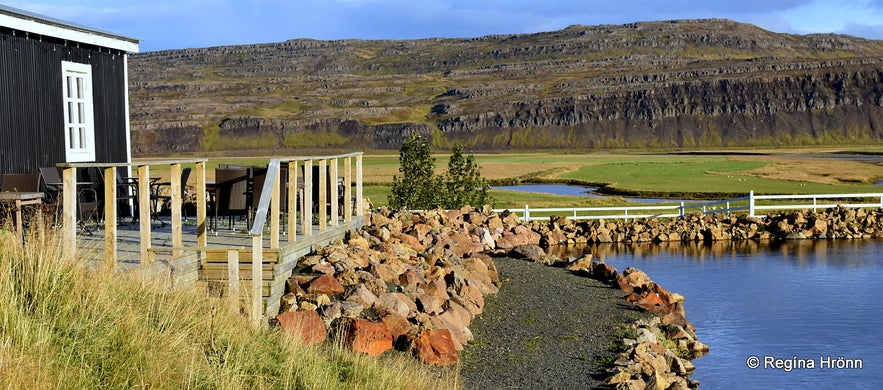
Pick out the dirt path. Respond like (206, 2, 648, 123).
(460, 256, 646, 389)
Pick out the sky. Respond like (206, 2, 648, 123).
(7, 0, 883, 52)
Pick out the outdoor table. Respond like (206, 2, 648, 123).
(0, 191, 43, 242)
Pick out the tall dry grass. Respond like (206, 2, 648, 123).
(0, 216, 458, 389)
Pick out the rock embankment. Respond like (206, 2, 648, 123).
(532, 206, 883, 246)
(272, 205, 881, 373)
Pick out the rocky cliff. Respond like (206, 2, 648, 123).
(128, 19, 883, 155)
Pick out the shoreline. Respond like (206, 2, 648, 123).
(273, 205, 882, 387)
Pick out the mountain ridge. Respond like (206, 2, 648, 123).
(128, 18, 883, 155)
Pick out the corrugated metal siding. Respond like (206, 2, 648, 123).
(1, 27, 129, 176)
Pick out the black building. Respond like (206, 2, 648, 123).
(0, 5, 139, 176)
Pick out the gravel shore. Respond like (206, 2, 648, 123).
(460, 256, 646, 389)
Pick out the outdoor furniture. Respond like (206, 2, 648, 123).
(214, 167, 250, 230)
(1, 172, 43, 241)
(0, 191, 43, 242)
(152, 167, 191, 221)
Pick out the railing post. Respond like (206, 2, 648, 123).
(330, 158, 339, 228)
(62, 166, 77, 256)
(103, 167, 118, 270)
(170, 163, 183, 256)
(749, 190, 755, 217)
(251, 236, 263, 325)
(356, 154, 364, 217)
(196, 161, 207, 247)
(813, 197, 818, 213)
(679, 201, 685, 217)
(138, 165, 152, 266)
(270, 164, 280, 249)
(303, 160, 313, 237)
(288, 160, 297, 242)
(726, 201, 731, 216)
(344, 156, 352, 222)
(319, 159, 327, 231)
(523, 204, 529, 221)
(227, 249, 240, 314)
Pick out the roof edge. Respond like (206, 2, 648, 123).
(0, 5, 139, 53)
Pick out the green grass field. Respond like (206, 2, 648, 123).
(139, 149, 883, 208)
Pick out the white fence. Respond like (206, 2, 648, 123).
(493, 191, 883, 221)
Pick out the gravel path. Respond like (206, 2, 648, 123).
(460, 256, 646, 389)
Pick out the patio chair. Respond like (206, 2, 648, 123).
(152, 167, 191, 220)
(1, 173, 41, 192)
(214, 167, 250, 230)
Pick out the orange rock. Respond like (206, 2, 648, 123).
(415, 329, 459, 365)
(391, 232, 426, 252)
(346, 319, 393, 356)
(306, 274, 345, 296)
(380, 312, 413, 339)
(276, 310, 327, 346)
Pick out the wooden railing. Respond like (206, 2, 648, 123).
(57, 152, 365, 271)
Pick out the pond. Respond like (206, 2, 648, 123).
(492, 184, 692, 203)
(582, 239, 883, 389)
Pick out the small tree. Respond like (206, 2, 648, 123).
(389, 134, 442, 209)
(390, 136, 492, 210)
(443, 144, 492, 209)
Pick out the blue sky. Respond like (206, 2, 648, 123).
(8, 0, 883, 52)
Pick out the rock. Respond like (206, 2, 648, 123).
(305, 274, 345, 296)
(276, 310, 327, 346)
(380, 311, 412, 339)
(390, 231, 426, 252)
(343, 283, 379, 307)
(508, 244, 545, 261)
(565, 254, 593, 272)
(311, 261, 335, 275)
(632, 342, 668, 376)
(615, 378, 646, 390)
(348, 234, 371, 250)
(375, 292, 418, 318)
(605, 370, 632, 384)
(280, 292, 298, 312)
(346, 319, 393, 356)
(635, 327, 657, 344)
(416, 293, 444, 315)
(414, 329, 459, 365)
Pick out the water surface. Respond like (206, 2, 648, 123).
(576, 240, 882, 389)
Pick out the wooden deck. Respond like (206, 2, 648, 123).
(60, 153, 366, 322)
(77, 213, 365, 316)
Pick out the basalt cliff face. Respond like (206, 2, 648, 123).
(128, 19, 883, 156)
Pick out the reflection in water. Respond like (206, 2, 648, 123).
(546, 239, 880, 268)
(544, 239, 883, 389)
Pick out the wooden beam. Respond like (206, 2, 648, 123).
(227, 249, 240, 314)
(103, 167, 118, 270)
(319, 159, 327, 231)
(62, 167, 76, 255)
(303, 160, 312, 237)
(170, 163, 183, 256)
(251, 235, 263, 325)
(330, 158, 339, 228)
(270, 165, 280, 249)
(288, 160, 297, 243)
(196, 161, 207, 247)
(138, 165, 151, 266)
(344, 156, 352, 222)
(356, 154, 364, 216)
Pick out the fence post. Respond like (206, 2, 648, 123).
(523, 204, 529, 221)
(726, 201, 731, 217)
(749, 190, 755, 217)
(813, 197, 818, 213)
